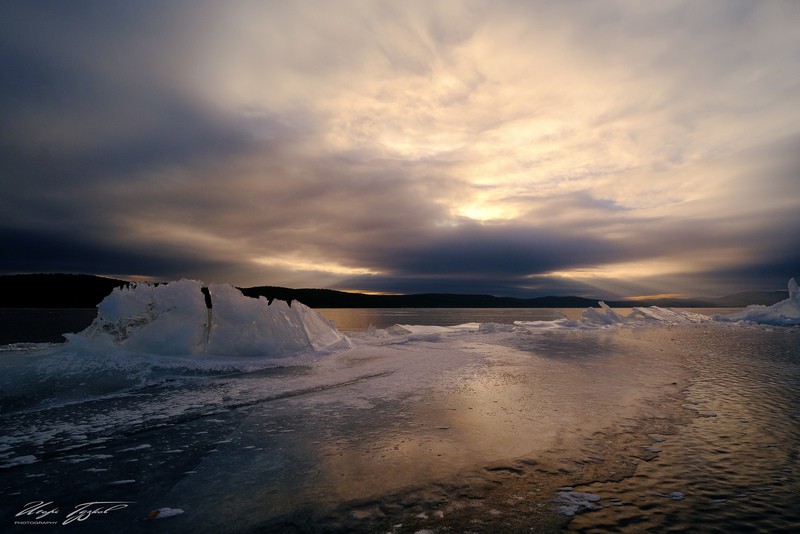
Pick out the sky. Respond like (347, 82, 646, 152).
(1, 0, 799, 299)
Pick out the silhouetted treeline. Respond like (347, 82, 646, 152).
(238, 286, 600, 308)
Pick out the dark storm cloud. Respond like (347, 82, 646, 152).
(0, 226, 231, 280)
(374, 223, 622, 277)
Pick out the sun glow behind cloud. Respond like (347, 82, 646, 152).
(252, 256, 381, 277)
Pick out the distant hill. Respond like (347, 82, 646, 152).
(239, 286, 599, 308)
(0, 273, 789, 309)
(703, 290, 790, 307)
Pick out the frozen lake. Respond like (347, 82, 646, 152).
(1, 281, 799, 532)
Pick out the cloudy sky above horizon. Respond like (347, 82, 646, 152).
(2, 0, 799, 298)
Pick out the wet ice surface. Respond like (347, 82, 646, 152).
(565, 327, 800, 533)
(1, 323, 693, 533)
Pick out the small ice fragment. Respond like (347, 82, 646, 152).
(553, 491, 601, 516)
(655, 491, 685, 500)
(108, 479, 136, 485)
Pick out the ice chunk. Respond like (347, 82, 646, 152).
(147, 507, 184, 519)
(581, 301, 624, 325)
(478, 322, 515, 333)
(79, 279, 209, 353)
(715, 278, 800, 326)
(629, 306, 712, 324)
(205, 284, 348, 356)
(68, 279, 349, 357)
(568, 279, 800, 328)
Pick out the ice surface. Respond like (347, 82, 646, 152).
(0, 455, 37, 468)
(4, 277, 797, 418)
